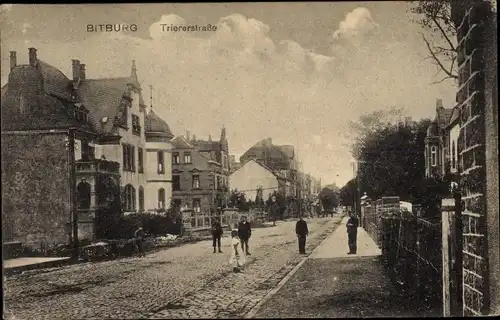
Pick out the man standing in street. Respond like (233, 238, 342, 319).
(295, 216, 309, 254)
(211, 218, 223, 253)
(134, 226, 146, 257)
(346, 212, 359, 254)
(238, 216, 252, 255)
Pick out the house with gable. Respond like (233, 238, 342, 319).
(229, 159, 290, 202)
(170, 128, 230, 228)
(424, 99, 460, 180)
(1, 47, 174, 251)
(239, 138, 299, 197)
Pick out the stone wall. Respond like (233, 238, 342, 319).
(453, 0, 498, 315)
(1, 132, 72, 250)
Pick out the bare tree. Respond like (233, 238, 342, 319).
(410, 0, 459, 85)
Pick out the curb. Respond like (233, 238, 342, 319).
(244, 216, 344, 319)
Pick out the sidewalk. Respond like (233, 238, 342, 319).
(4, 257, 71, 276)
(250, 217, 435, 318)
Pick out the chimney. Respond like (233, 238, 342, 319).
(436, 99, 443, 110)
(10, 51, 17, 70)
(79, 64, 86, 80)
(72, 60, 81, 82)
(192, 134, 196, 142)
(230, 155, 236, 163)
(208, 134, 212, 142)
(28, 48, 37, 67)
(186, 130, 190, 141)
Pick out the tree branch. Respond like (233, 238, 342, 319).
(431, 16, 456, 52)
(430, 75, 455, 85)
(421, 33, 458, 80)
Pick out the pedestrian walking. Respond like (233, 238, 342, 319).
(295, 216, 309, 254)
(211, 218, 223, 253)
(238, 216, 252, 255)
(346, 212, 359, 254)
(229, 229, 246, 273)
(134, 226, 146, 257)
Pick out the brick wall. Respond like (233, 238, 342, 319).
(1, 132, 72, 249)
(453, 0, 498, 315)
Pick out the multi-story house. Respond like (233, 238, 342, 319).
(424, 99, 460, 180)
(170, 129, 230, 228)
(229, 159, 290, 201)
(239, 137, 298, 197)
(1, 47, 174, 251)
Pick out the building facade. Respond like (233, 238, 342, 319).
(425, 99, 461, 180)
(449, 0, 498, 316)
(239, 137, 298, 197)
(1, 47, 174, 249)
(229, 159, 288, 202)
(170, 129, 230, 228)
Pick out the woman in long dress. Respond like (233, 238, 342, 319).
(229, 229, 246, 272)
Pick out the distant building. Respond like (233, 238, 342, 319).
(239, 138, 298, 197)
(229, 159, 290, 201)
(170, 128, 230, 228)
(424, 99, 459, 179)
(229, 155, 241, 174)
(1, 47, 173, 249)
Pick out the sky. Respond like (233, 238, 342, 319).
(0, 3, 457, 187)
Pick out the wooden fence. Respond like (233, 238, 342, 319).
(362, 197, 443, 313)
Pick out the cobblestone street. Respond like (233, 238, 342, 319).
(4, 216, 342, 320)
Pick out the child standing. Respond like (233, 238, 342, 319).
(229, 229, 246, 272)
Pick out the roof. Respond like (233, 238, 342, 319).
(37, 60, 74, 101)
(426, 122, 439, 137)
(277, 145, 294, 159)
(171, 135, 195, 149)
(435, 107, 454, 129)
(77, 77, 130, 133)
(145, 109, 174, 138)
(192, 140, 221, 152)
(1, 65, 91, 131)
(232, 159, 284, 180)
(448, 107, 460, 127)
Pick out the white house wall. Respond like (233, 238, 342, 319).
(449, 124, 460, 173)
(145, 140, 173, 211)
(229, 160, 279, 201)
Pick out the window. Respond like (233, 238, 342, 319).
(123, 184, 136, 212)
(76, 182, 91, 209)
(157, 151, 165, 174)
(223, 155, 227, 168)
(451, 141, 456, 171)
(173, 199, 182, 207)
(184, 152, 192, 164)
(138, 186, 144, 212)
(431, 146, 437, 167)
(122, 144, 136, 172)
(172, 175, 181, 191)
(192, 175, 200, 189)
(172, 152, 180, 164)
(158, 188, 166, 210)
(74, 108, 88, 122)
(193, 198, 201, 213)
(138, 148, 144, 173)
(81, 141, 93, 161)
(132, 114, 141, 135)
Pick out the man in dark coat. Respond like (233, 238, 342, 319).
(211, 218, 223, 253)
(238, 216, 252, 255)
(346, 212, 359, 254)
(295, 216, 309, 254)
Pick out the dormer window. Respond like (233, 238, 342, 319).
(74, 105, 88, 122)
(132, 114, 141, 135)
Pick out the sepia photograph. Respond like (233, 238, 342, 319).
(1, 2, 498, 319)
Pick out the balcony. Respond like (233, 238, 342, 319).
(75, 159, 120, 176)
